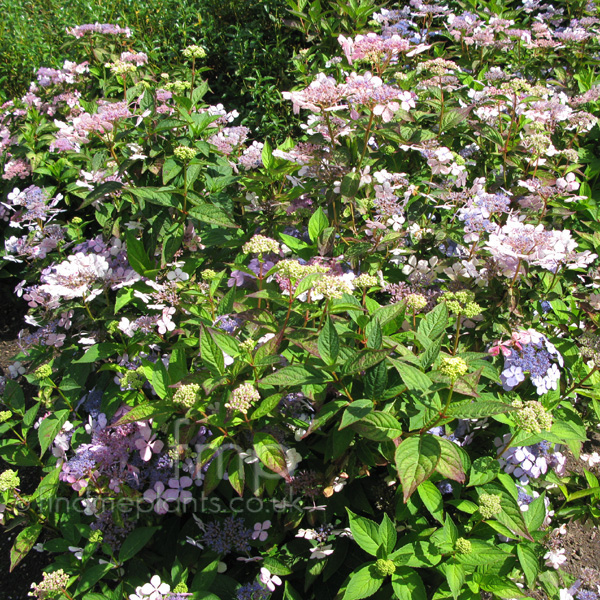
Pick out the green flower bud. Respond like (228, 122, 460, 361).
(242, 235, 280, 255)
(34, 364, 53, 380)
(374, 559, 396, 577)
(0, 469, 20, 492)
(439, 356, 468, 382)
(173, 583, 189, 593)
(405, 293, 428, 312)
(182, 45, 207, 59)
(201, 269, 217, 280)
(173, 384, 201, 409)
(239, 339, 256, 353)
(512, 400, 553, 434)
(89, 530, 103, 544)
(440, 291, 482, 317)
(71, 217, 83, 224)
(455, 537, 472, 554)
(354, 273, 379, 289)
(479, 492, 502, 519)
(0, 410, 13, 423)
(174, 145, 197, 162)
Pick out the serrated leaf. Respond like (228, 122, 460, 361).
(417, 480, 444, 524)
(347, 509, 381, 556)
(352, 411, 402, 441)
(444, 561, 465, 600)
(517, 544, 539, 588)
(524, 492, 546, 532)
(454, 540, 511, 566)
(446, 400, 512, 419)
(343, 349, 391, 376)
(10, 524, 42, 571)
(318, 317, 339, 365)
(308, 207, 329, 243)
(395, 435, 441, 501)
(436, 438, 466, 484)
(188, 205, 239, 228)
(379, 514, 397, 555)
(113, 402, 173, 426)
(200, 325, 225, 375)
(366, 321, 382, 350)
(364, 362, 388, 401)
(261, 140, 274, 170)
(479, 574, 525, 598)
(227, 454, 245, 496)
(340, 171, 361, 198)
(342, 563, 383, 600)
(38, 409, 70, 456)
(390, 359, 433, 393)
(391, 567, 427, 600)
(253, 432, 290, 480)
(482, 484, 532, 541)
(468, 456, 500, 487)
(251, 393, 283, 420)
(418, 303, 449, 340)
(260, 365, 324, 386)
(340, 400, 373, 429)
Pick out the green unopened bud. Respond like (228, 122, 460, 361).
(440, 291, 482, 317)
(512, 400, 553, 433)
(106, 320, 119, 334)
(354, 273, 378, 289)
(439, 356, 468, 382)
(242, 235, 280, 255)
(0, 469, 20, 492)
(34, 364, 53, 380)
(173, 383, 201, 409)
(71, 217, 83, 224)
(173, 583, 189, 593)
(182, 45, 207, 59)
(455, 537, 472, 554)
(239, 339, 256, 353)
(0, 410, 12, 423)
(405, 293, 428, 312)
(174, 145, 197, 162)
(120, 368, 145, 390)
(374, 559, 396, 577)
(479, 492, 502, 519)
(89, 530, 103, 544)
(202, 269, 217, 280)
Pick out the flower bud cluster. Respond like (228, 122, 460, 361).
(276, 260, 329, 280)
(242, 235, 280, 255)
(182, 45, 207, 59)
(455, 537, 472, 554)
(478, 492, 502, 519)
(29, 569, 70, 599)
(174, 145, 198, 162)
(226, 383, 261, 414)
(173, 384, 201, 409)
(120, 367, 146, 391)
(512, 400, 553, 433)
(440, 356, 468, 382)
(0, 469, 20, 492)
(0, 410, 12, 423)
(405, 293, 428, 311)
(440, 290, 482, 318)
(374, 559, 396, 576)
(353, 273, 379, 288)
(34, 364, 53, 380)
(312, 275, 354, 299)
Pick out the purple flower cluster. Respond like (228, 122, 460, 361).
(499, 331, 563, 395)
(236, 583, 271, 600)
(495, 434, 566, 484)
(201, 515, 252, 555)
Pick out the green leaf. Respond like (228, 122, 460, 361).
(200, 325, 225, 375)
(436, 438, 466, 484)
(318, 317, 339, 365)
(32, 468, 61, 503)
(454, 540, 511, 566)
(366, 321, 382, 350)
(261, 139, 274, 170)
(340, 400, 373, 429)
(395, 435, 441, 501)
(446, 400, 513, 419)
(468, 456, 500, 487)
(343, 349, 391, 377)
(443, 561, 465, 600)
(342, 563, 383, 600)
(346, 509, 381, 556)
(352, 411, 402, 441)
(263, 557, 293, 576)
(340, 171, 361, 197)
(251, 393, 283, 420)
(524, 492, 546, 532)
(188, 205, 239, 228)
(418, 303, 449, 341)
(113, 402, 173, 426)
(74, 343, 121, 364)
(119, 527, 158, 563)
(390, 359, 433, 393)
(114, 287, 136, 314)
(364, 362, 388, 401)
(75, 563, 114, 595)
(308, 207, 329, 243)
(38, 409, 70, 456)
(128, 186, 178, 207)
(482, 484, 532, 541)
(379, 514, 397, 555)
(10, 524, 42, 571)
(260, 365, 325, 386)
(253, 432, 290, 479)
(391, 567, 427, 600)
(227, 454, 245, 496)
(517, 544, 539, 588)
(478, 574, 525, 598)
(417, 480, 444, 524)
